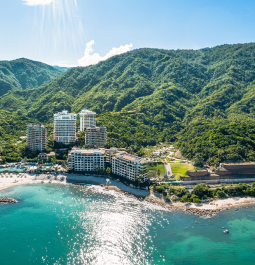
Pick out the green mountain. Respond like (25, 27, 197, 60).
(2, 43, 255, 165)
(0, 58, 63, 96)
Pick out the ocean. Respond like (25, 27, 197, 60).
(0, 184, 255, 265)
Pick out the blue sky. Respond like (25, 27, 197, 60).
(0, 0, 254, 66)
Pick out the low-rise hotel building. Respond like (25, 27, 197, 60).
(80, 109, 96, 131)
(85, 126, 107, 147)
(111, 152, 148, 182)
(38, 152, 56, 160)
(68, 148, 106, 172)
(54, 110, 77, 145)
(27, 124, 47, 152)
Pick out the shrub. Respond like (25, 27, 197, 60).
(180, 195, 191, 202)
(156, 186, 165, 193)
(193, 159, 203, 167)
(216, 190, 227, 198)
(202, 195, 208, 200)
(193, 198, 202, 203)
(165, 195, 170, 201)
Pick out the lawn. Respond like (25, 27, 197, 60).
(170, 162, 195, 180)
(146, 162, 165, 177)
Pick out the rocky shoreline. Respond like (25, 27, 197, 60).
(69, 183, 255, 218)
(70, 183, 220, 217)
(0, 197, 17, 203)
(71, 183, 144, 200)
(144, 195, 227, 217)
(182, 207, 219, 217)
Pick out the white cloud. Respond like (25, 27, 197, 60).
(78, 40, 133, 67)
(23, 0, 53, 6)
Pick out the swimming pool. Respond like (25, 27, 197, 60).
(0, 167, 25, 172)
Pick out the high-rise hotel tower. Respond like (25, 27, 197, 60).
(54, 110, 77, 145)
(85, 126, 107, 147)
(80, 109, 96, 131)
(27, 124, 47, 151)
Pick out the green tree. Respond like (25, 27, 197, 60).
(106, 167, 111, 176)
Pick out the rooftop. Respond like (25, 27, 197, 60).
(223, 162, 255, 166)
(114, 152, 145, 164)
(28, 123, 45, 128)
(80, 109, 96, 115)
(54, 110, 77, 117)
(122, 155, 135, 161)
(69, 149, 105, 155)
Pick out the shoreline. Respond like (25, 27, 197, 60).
(0, 173, 66, 192)
(144, 193, 255, 217)
(1, 172, 255, 217)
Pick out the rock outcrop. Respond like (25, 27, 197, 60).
(0, 197, 17, 203)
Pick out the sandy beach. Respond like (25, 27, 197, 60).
(0, 172, 150, 197)
(0, 173, 67, 192)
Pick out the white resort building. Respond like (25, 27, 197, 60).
(68, 148, 106, 171)
(80, 109, 96, 131)
(85, 126, 107, 147)
(54, 110, 77, 145)
(27, 124, 47, 152)
(111, 152, 148, 182)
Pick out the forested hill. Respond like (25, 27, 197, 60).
(2, 43, 255, 166)
(0, 58, 63, 96)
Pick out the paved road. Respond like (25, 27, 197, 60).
(164, 160, 172, 177)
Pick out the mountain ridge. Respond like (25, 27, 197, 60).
(2, 43, 255, 165)
(0, 58, 64, 96)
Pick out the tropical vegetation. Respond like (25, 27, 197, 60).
(2, 43, 255, 166)
(154, 182, 255, 203)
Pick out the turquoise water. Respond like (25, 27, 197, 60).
(1, 184, 255, 264)
(0, 167, 25, 172)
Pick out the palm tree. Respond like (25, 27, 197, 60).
(100, 168, 105, 176)
(127, 146, 132, 154)
(106, 167, 111, 176)
(95, 166, 99, 175)
(136, 174, 144, 184)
